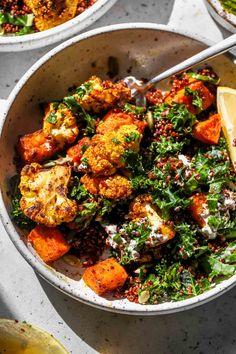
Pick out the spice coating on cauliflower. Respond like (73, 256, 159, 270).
(43, 102, 79, 147)
(74, 76, 131, 113)
(128, 195, 175, 245)
(81, 124, 142, 175)
(19, 163, 77, 227)
(81, 174, 133, 200)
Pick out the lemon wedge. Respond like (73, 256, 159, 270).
(217, 86, 236, 169)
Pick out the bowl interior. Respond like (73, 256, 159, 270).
(1, 26, 236, 314)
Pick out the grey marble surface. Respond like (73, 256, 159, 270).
(1, 0, 236, 353)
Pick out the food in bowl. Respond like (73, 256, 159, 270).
(10, 69, 236, 305)
(0, 0, 96, 36)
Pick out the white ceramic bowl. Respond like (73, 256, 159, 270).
(204, 0, 236, 33)
(0, 0, 117, 52)
(1, 23, 236, 315)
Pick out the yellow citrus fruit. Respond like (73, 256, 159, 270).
(217, 86, 236, 169)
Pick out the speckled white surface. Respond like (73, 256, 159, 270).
(1, 1, 236, 353)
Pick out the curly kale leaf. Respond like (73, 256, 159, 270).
(69, 176, 92, 202)
(152, 187, 192, 220)
(122, 150, 144, 175)
(201, 241, 236, 278)
(63, 95, 96, 136)
(10, 175, 35, 229)
(151, 103, 197, 134)
(138, 262, 211, 303)
(174, 223, 197, 259)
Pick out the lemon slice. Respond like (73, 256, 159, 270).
(217, 86, 236, 169)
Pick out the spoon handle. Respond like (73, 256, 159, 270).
(149, 33, 236, 86)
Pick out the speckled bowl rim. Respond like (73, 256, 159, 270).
(204, 0, 236, 33)
(0, 0, 117, 51)
(1, 23, 236, 315)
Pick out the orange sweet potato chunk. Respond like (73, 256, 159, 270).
(165, 81, 215, 114)
(188, 193, 208, 228)
(28, 225, 70, 263)
(193, 114, 221, 145)
(18, 129, 59, 164)
(83, 258, 128, 295)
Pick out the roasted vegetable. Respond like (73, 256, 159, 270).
(19, 163, 77, 227)
(28, 225, 70, 263)
(193, 114, 221, 145)
(166, 80, 215, 114)
(80, 124, 142, 175)
(67, 137, 91, 164)
(43, 102, 79, 147)
(82, 258, 128, 295)
(18, 129, 59, 164)
(24, 0, 79, 31)
(81, 174, 133, 200)
(188, 193, 208, 228)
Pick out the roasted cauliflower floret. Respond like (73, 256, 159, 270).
(128, 195, 175, 245)
(81, 124, 142, 175)
(43, 102, 79, 148)
(81, 174, 133, 200)
(73, 76, 131, 113)
(24, 0, 79, 31)
(19, 163, 77, 227)
(96, 109, 147, 135)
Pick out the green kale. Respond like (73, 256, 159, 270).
(201, 241, 236, 278)
(147, 137, 189, 160)
(119, 220, 152, 265)
(63, 95, 96, 136)
(74, 201, 98, 229)
(185, 86, 203, 110)
(151, 103, 197, 133)
(174, 223, 197, 259)
(122, 150, 144, 175)
(46, 111, 57, 124)
(11, 193, 35, 229)
(187, 71, 220, 85)
(111, 138, 121, 144)
(124, 131, 140, 143)
(138, 262, 211, 303)
(75, 82, 92, 98)
(10, 175, 35, 229)
(152, 187, 192, 220)
(123, 103, 146, 115)
(69, 176, 92, 202)
(99, 199, 114, 216)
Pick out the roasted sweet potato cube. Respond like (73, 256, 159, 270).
(189, 81, 215, 111)
(193, 114, 221, 145)
(18, 129, 59, 164)
(28, 225, 70, 263)
(82, 258, 128, 295)
(188, 193, 208, 228)
(97, 109, 147, 135)
(165, 80, 215, 114)
(67, 137, 91, 164)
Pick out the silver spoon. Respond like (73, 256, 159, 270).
(124, 33, 236, 106)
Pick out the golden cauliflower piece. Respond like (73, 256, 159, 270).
(74, 76, 131, 113)
(24, 0, 79, 31)
(81, 174, 133, 200)
(81, 124, 142, 175)
(128, 195, 175, 245)
(43, 102, 79, 148)
(19, 163, 77, 227)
